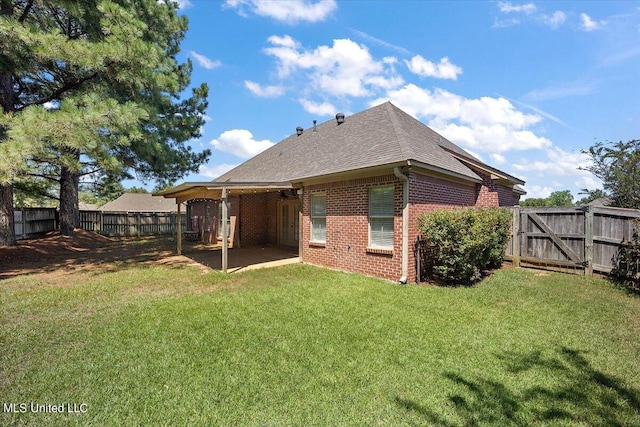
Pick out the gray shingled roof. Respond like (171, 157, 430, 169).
(100, 193, 180, 212)
(214, 102, 518, 185)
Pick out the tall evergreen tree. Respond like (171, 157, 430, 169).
(0, 0, 210, 243)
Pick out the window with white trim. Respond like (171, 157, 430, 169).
(369, 185, 394, 248)
(310, 193, 326, 243)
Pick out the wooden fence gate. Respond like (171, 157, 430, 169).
(507, 206, 640, 276)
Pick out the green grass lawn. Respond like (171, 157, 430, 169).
(1, 257, 640, 426)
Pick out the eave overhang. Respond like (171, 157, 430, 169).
(290, 160, 483, 187)
(442, 150, 526, 186)
(153, 181, 293, 204)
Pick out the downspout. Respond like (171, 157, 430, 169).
(298, 187, 303, 264)
(394, 166, 409, 284)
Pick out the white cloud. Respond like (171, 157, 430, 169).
(491, 153, 507, 165)
(498, 2, 536, 14)
(373, 84, 551, 153)
(190, 51, 221, 69)
(544, 11, 566, 28)
(198, 163, 238, 179)
(267, 34, 300, 49)
(405, 55, 463, 80)
(509, 98, 568, 126)
(580, 13, 604, 31)
(225, 0, 337, 24)
(495, 3, 567, 29)
(512, 147, 593, 178)
(263, 36, 402, 97)
(244, 80, 285, 98)
(577, 175, 603, 192)
(522, 185, 556, 199)
(211, 129, 275, 159)
(299, 98, 336, 116)
(175, 0, 193, 10)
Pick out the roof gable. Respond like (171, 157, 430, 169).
(99, 193, 179, 212)
(214, 102, 520, 185)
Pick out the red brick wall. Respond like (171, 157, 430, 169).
(471, 167, 520, 207)
(301, 169, 520, 283)
(406, 172, 479, 283)
(238, 192, 278, 246)
(406, 169, 519, 283)
(301, 175, 404, 282)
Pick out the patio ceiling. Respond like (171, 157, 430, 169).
(154, 181, 294, 204)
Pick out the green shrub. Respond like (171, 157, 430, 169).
(418, 207, 512, 284)
(611, 218, 640, 291)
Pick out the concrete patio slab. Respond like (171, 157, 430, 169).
(180, 244, 300, 273)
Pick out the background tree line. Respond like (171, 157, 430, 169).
(520, 139, 639, 209)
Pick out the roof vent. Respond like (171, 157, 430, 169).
(312, 120, 317, 134)
(296, 126, 303, 136)
(336, 112, 345, 125)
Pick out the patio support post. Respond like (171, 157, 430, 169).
(177, 201, 182, 255)
(222, 188, 228, 273)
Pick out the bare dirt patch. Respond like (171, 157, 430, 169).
(0, 229, 189, 281)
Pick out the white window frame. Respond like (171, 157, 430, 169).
(310, 192, 327, 243)
(368, 185, 394, 249)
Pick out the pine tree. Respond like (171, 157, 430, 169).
(0, 0, 210, 243)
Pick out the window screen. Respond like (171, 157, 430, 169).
(311, 193, 326, 243)
(369, 186, 394, 248)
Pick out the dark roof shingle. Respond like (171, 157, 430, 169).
(99, 193, 179, 212)
(214, 102, 517, 185)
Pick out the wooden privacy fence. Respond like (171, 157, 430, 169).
(14, 208, 183, 239)
(506, 205, 640, 276)
(79, 210, 183, 237)
(14, 208, 58, 239)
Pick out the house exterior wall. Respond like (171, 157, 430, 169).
(471, 167, 521, 207)
(300, 169, 519, 283)
(406, 171, 479, 283)
(406, 169, 519, 283)
(301, 174, 404, 282)
(238, 192, 279, 246)
(185, 193, 279, 247)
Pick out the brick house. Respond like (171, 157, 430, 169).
(157, 102, 525, 282)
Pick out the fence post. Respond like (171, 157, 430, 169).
(512, 205, 520, 268)
(20, 208, 27, 239)
(584, 205, 594, 276)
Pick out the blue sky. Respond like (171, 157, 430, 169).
(144, 0, 640, 200)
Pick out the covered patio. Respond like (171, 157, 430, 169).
(179, 243, 300, 273)
(155, 181, 301, 273)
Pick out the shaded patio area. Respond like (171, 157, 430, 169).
(180, 243, 300, 273)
